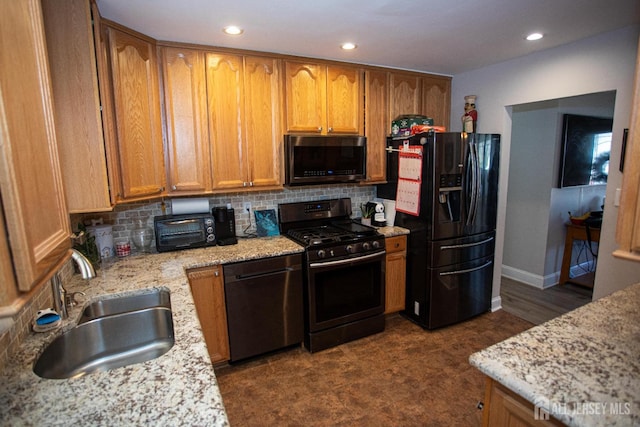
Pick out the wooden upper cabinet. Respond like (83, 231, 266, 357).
(0, 0, 70, 291)
(206, 53, 281, 190)
(284, 61, 362, 135)
(106, 26, 166, 201)
(243, 55, 282, 188)
(206, 53, 247, 189)
(284, 61, 326, 134)
(161, 47, 211, 194)
(364, 70, 389, 183)
(326, 65, 363, 134)
(41, 0, 113, 213)
(389, 72, 422, 122)
(422, 75, 452, 130)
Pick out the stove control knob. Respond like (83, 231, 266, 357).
(317, 249, 326, 259)
(346, 245, 355, 254)
(362, 242, 371, 251)
(372, 240, 381, 249)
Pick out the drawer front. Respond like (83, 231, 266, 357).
(386, 235, 407, 253)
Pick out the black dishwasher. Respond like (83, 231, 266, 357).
(223, 254, 304, 362)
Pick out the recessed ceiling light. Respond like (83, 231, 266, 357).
(526, 32, 543, 41)
(341, 42, 357, 50)
(223, 25, 244, 36)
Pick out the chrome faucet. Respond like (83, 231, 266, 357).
(52, 249, 94, 319)
(71, 248, 96, 280)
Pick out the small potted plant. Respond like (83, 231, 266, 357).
(360, 203, 374, 226)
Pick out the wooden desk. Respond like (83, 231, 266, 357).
(559, 223, 600, 288)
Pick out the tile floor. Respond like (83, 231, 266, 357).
(215, 311, 533, 426)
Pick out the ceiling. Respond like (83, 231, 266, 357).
(96, 0, 640, 76)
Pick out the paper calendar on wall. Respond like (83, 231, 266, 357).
(395, 146, 423, 216)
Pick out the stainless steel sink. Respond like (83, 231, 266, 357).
(33, 306, 174, 379)
(78, 288, 171, 324)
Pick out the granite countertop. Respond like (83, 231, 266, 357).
(0, 236, 304, 426)
(375, 225, 410, 238)
(470, 282, 640, 427)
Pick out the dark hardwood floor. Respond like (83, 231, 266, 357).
(500, 276, 593, 325)
(215, 311, 533, 427)
(214, 278, 590, 426)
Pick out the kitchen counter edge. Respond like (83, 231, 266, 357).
(469, 282, 640, 427)
(0, 236, 304, 426)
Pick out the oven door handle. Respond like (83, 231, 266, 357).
(309, 251, 385, 268)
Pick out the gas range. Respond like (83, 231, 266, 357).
(286, 222, 384, 262)
(278, 198, 386, 353)
(279, 199, 385, 262)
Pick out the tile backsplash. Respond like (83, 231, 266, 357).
(71, 184, 378, 247)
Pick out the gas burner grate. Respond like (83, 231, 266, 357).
(287, 225, 355, 247)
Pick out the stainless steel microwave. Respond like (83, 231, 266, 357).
(284, 135, 367, 186)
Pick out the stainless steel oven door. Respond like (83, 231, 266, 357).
(306, 250, 385, 332)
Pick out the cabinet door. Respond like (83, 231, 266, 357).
(326, 65, 363, 134)
(161, 47, 211, 194)
(0, 0, 70, 291)
(41, 0, 112, 213)
(422, 75, 451, 130)
(483, 378, 563, 426)
(284, 61, 326, 133)
(206, 53, 247, 190)
(615, 43, 640, 261)
(0, 206, 18, 306)
(187, 266, 230, 364)
(243, 55, 282, 187)
(364, 70, 389, 183)
(107, 27, 166, 200)
(389, 72, 422, 122)
(385, 236, 407, 314)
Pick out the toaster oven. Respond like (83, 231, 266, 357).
(154, 213, 216, 252)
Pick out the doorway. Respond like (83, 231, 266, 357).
(500, 91, 616, 320)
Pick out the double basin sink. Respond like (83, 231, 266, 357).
(33, 289, 174, 379)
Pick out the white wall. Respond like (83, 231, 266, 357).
(451, 25, 640, 302)
(504, 92, 614, 287)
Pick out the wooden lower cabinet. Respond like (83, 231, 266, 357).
(187, 265, 230, 364)
(385, 235, 407, 314)
(482, 377, 564, 426)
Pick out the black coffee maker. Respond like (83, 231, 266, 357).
(213, 206, 238, 245)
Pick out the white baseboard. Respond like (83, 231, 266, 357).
(502, 262, 595, 289)
(501, 265, 552, 289)
(491, 296, 502, 312)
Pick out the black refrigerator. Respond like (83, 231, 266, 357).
(378, 132, 500, 329)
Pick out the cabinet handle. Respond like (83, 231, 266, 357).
(249, 181, 254, 187)
(243, 182, 247, 187)
(328, 127, 333, 133)
(214, 270, 219, 277)
(318, 126, 323, 132)
(172, 185, 177, 191)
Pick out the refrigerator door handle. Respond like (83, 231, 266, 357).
(439, 260, 493, 276)
(466, 142, 479, 226)
(440, 236, 494, 250)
